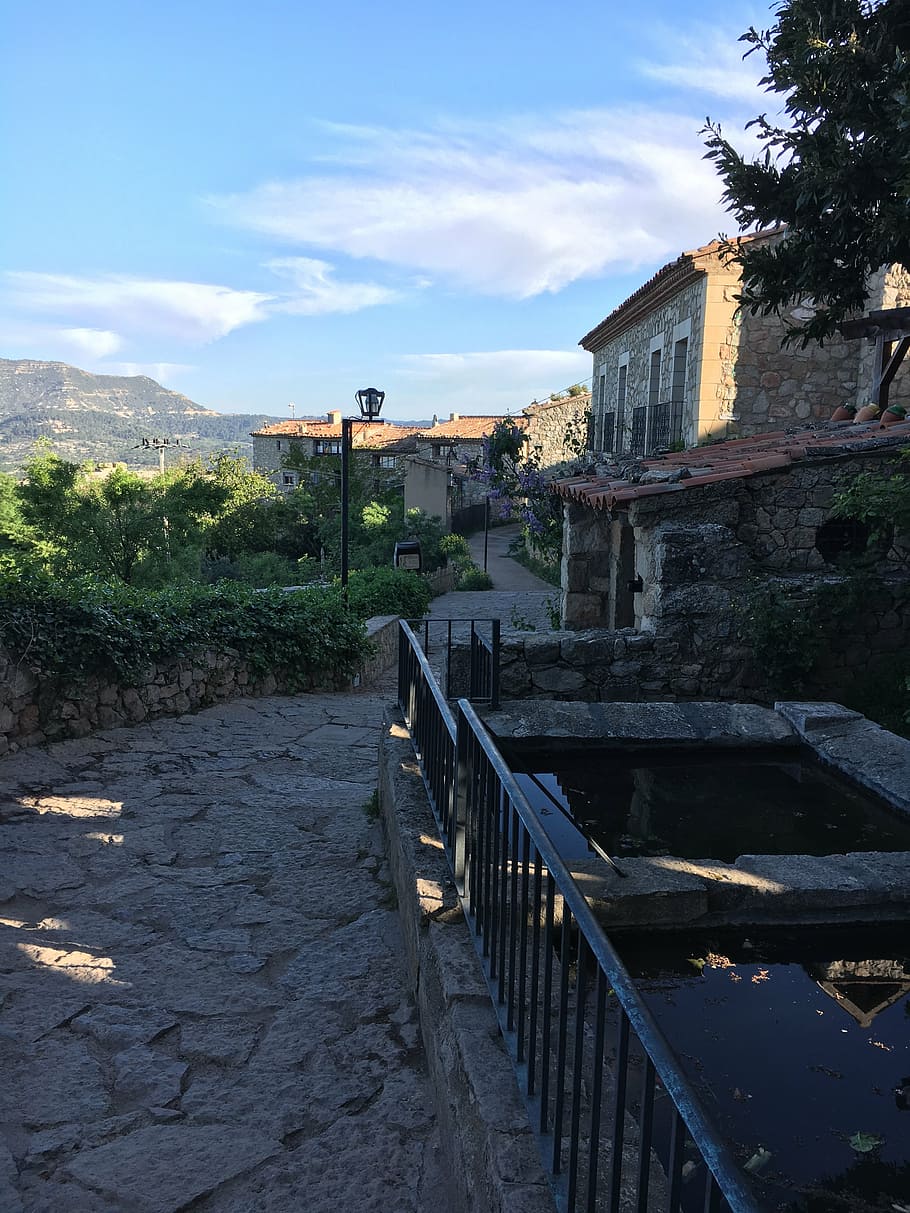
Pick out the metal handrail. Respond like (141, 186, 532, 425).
(397, 620, 762, 1213)
(456, 697, 760, 1213)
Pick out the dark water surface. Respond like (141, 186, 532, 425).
(510, 747, 910, 863)
(613, 925, 910, 1212)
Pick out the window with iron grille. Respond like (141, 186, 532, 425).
(602, 412, 615, 453)
(649, 401, 671, 450)
(648, 348, 662, 408)
(616, 363, 627, 452)
(671, 336, 688, 446)
(630, 406, 647, 455)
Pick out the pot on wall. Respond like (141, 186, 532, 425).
(831, 403, 856, 421)
(853, 403, 881, 423)
(880, 404, 907, 427)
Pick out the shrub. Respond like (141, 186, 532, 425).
(0, 573, 369, 689)
(344, 566, 432, 620)
(457, 566, 493, 591)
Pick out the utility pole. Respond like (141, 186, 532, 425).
(135, 437, 180, 473)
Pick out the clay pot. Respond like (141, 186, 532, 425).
(853, 403, 881, 422)
(831, 403, 856, 421)
(881, 404, 908, 427)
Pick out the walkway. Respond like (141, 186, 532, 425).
(0, 687, 450, 1213)
(427, 524, 558, 633)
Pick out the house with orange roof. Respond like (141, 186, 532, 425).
(404, 397, 591, 530)
(251, 411, 420, 490)
(582, 232, 910, 458)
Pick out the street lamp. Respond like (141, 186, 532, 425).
(341, 388, 386, 591)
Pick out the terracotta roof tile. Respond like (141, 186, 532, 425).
(251, 419, 420, 449)
(553, 420, 910, 511)
(418, 415, 526, 440)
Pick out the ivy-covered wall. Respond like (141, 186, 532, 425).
(0, 616, 399, 755)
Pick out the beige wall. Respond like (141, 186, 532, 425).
(404, 458, 451, 524)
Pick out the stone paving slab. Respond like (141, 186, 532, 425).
(0, 689, 453, 1213)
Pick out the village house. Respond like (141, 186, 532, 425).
(405, 396, 591, 530)
(251, 412, 420, 490)
(583, 231, 910, 457)
(478, 418, 910, 705)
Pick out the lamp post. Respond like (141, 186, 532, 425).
(341, 387, 385, 592)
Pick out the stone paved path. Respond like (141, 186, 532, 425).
(0, 688, 451, 1213)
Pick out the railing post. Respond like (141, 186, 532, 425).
(453, 702, 470, 885)
(490, 618, 500, 710)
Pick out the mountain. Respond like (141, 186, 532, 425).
(0, 358, 280, 471)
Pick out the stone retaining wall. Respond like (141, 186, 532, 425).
(449, 579, 909, 704)
(0, 615, 400, 755)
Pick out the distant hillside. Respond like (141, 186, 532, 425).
(0, 358, 279, 471)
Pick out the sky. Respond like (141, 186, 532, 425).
(1, 0, 777, 422)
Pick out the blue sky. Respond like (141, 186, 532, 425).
(2, 0, 774, 421)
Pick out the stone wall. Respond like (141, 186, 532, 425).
(477, 571, 908, 704)
(0, 615, 401, 755)
(524, 395, 591, 472)
(550, 452, 910, 703)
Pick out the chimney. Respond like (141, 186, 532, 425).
(327, 410, 341, 425)
(450, 412, 460, 422)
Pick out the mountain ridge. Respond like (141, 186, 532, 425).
(0, 358, 280, 470)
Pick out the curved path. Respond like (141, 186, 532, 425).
(0, 686, 449, 1213)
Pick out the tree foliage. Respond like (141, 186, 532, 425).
(703, 0, 910, 344)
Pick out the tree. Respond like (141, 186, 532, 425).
(703, 0, 910, 344)
(473, 420, 565, 561)
(18, 452, 225, 584)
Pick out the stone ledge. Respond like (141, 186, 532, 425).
(378, 711, 553, 1213)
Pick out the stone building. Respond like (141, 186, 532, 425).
(476, 418, 910, 705)
(251, 412, 420, 490)
(582, 232, 910, 456)
(404, 398, 592, 529)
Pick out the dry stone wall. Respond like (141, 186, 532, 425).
(0, 616, 399, 755)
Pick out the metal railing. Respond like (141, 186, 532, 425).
(397, 621, 761, 1213)
(405, 616, 500, 704)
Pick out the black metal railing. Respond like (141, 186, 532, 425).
(406, 617, 501, 704)
(397, 623, 761, 1213)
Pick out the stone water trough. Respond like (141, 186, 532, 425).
(477, 699, 910, 930)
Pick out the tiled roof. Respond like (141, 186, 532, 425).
(553, 419, 910, 512)
(579, 229, 782, 352)
(417, 415, 526, 440)
(251, 419, 420, 449)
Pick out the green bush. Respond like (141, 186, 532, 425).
(0, 573, 369, 688)
(344, 566, 432, 620)
(457, 565, 493, 591)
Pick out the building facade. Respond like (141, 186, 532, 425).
(251, 412, 419, 490)
(582, 233, 910, 457)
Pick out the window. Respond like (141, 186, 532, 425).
(616, 363, 628, 453)
(648, 349, 662, 408)
(378, 455, 397, 469)
(670, 337, 688, 445)
(282, 473, 297, 487)
(630, 406, 647, 456)
(313, 439, 341, 456)
(602, 412, 615, 453)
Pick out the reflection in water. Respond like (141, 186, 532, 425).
(613, 925, 910, 1213)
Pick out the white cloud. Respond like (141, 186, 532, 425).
(101, 362, 197, 384)
(209, 107, 740, 299)
(4, 272, 273, 344)
(59, 328, 123, 358)
(638, 28, 768, 104)
(265, 257, 397, 314)
(395, 349, 591, 413)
